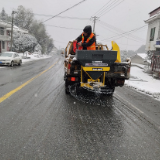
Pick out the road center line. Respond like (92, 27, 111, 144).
(0, 61, 58, 104)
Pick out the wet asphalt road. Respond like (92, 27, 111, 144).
(0, 54, 160, 160)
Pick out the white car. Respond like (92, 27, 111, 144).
(0, 52, 22, 67)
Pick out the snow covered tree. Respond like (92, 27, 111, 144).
(14, 6, 54, 54)
(1, 6, 54, 54)
(14, 5, 34, 30)
(12, 31, 38, 53)
(29, 20, 53, 54)
(0, 8, 10, 21)
(46, 38, 54, 54)
(34, 44, 42, 53)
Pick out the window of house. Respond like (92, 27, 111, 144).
(150, 27, 156, 41)
(2, 41, 5, 49)
(156, 48, 160, 51)
(7, 30, 10, 36)
(0, 27, 4, 35)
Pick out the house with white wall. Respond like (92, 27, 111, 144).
(145, 6, 160, 52)
(145, 7, 160, 78)
(0, 20, 11, 53)
(0, 20, 28, 53)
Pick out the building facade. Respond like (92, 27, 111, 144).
(0, 21, 11, 53)
(0, 20, 28, 53)
(145, 6, 160, 51)
(145, 7, 160, 78)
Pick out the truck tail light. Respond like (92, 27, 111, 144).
(71, 77, 76, 81)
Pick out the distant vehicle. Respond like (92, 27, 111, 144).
(0, 52, 22, 67)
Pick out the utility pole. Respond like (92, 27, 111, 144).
(91, 16, 99, 33)
(10, 11, 17, 51)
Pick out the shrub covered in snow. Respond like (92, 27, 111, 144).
(12, 31, 41, 53)
(34, 44, 42, 53)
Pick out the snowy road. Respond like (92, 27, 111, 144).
(0, 55, 160, 160)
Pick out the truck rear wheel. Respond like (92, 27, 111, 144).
(65, 80, 70, 94)
(65, 86, 70, 94)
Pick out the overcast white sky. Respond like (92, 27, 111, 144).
(1, 0, 160, 51)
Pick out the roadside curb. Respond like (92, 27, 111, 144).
(114, 92, 160, 133)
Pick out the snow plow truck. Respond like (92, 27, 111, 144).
(64, 41, 131, 95)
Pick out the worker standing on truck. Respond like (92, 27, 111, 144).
(74, 25, 96, 50)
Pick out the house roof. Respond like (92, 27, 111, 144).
(137, 53, 147, 59)
(149, 6, 160, 14)
(0, 20, 11, 28)
(144, 12, 160, 23)
(0, 20, 28, 33)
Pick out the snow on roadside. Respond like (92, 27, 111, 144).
(0, 67, 5, 69)
(0, 53, 51, 69)
(18, 53, 51, 64)
(125, 65, 160, 100)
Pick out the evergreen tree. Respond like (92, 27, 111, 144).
(0, 8, 8, 21)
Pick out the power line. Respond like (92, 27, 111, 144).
(98, 0, 125, 17)
(99, 20, 145, 42)
(109, 34, 143, 43)
(92, 0, 124, 17)
(43, 0, 86, 23)
(97, 22, 143, 43)
(115, 42, 143, 46)
(46, 24, 82, 30)
(34, 14, 89, 20)
(92, 0, 112, 16)
(10, 19, 83, 31)
(96, 0, 120, 17)
(101, 25, 147, 42)
(101, 34, 143, 44)
(98, 28, 144, 43)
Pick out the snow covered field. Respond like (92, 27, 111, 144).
(125, 65, 160, 101)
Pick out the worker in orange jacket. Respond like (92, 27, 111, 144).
(74, 25, 96, 50)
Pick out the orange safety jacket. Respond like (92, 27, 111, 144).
(82, 32, 96, 50)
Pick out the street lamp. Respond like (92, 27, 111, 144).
(10, 11, 17, 51)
